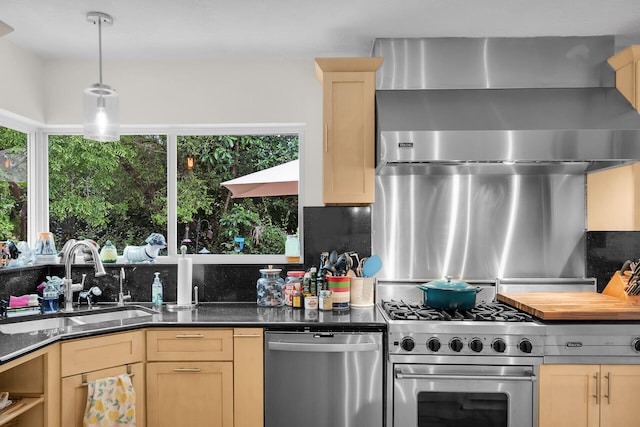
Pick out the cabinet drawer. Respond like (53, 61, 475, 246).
(146, 329, 233, 361)
(61, 330, 144, 377)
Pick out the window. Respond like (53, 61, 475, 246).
(48, 134, 168, 255)
(0, 126, 28, 241)
(177, 133, 299, 255)
(0, 115, 303, 264)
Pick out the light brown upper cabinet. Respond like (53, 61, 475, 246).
(608, 45, 640, 112)
(587, 162, 640, 230)
(315, 57, 383, 205)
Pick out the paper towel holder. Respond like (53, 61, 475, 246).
(166, 246, 196, 310)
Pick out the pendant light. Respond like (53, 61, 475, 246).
(83, 12, 119, 142)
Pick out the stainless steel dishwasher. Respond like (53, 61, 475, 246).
(265, 330, 384, 427)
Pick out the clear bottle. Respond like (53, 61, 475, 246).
(42, 282, 59, 313)
(152, 272, 163, 307)
(285, 235, 300, 263)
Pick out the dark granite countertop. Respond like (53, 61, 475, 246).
(0, 302, 385, 364)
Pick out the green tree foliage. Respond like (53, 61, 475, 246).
(48, 135, 168, 252)
(0, 127, 28, 241)
(42, 133, 298, 256)
(178, 134, 298, 254)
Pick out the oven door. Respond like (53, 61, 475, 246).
(393, 364, 535, 427)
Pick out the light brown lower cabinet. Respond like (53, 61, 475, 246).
(61, 362, 145, 426)
(59, 330, 145, 427)
(0, 345, 59, 427)
(146, 361, 234, 426)
(539, 364, 640, 427)
(146, 327, 263, 427)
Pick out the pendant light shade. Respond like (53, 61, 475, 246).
(83, 12, 119, 142)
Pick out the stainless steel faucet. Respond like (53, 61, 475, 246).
(118, 267, 131, 306)
(61, 240, 107, 311)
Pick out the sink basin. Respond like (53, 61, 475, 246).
(0, 306, 155, 335)
(67, 308, 154, 325)
(0, 317, 68, 334)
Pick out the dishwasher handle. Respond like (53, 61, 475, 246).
(268, 340, 379, 353)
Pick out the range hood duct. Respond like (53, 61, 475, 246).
(374, 37, 640, 175)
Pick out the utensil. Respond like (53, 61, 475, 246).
(363, 254, 382, 277)
(356, 257, 367, 277)
(416, 276, 481, 310)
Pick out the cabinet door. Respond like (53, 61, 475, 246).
(599, 365, 640, 427)
(61, 362, 145, 427)
(146, 362, 233, 427)
(539, 364, 599, 427)
(315, 57, 382, 206)
(233, 328, 263, 427)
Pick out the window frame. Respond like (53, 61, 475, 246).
(0, 111, 304, 265)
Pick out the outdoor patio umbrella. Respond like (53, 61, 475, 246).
(220, 159, 298, 198)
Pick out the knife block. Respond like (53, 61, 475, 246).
(602, 271, 640, 304)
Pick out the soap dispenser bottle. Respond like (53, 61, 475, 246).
(152, 272, 163, 308)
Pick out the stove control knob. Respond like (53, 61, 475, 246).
(427, 338, 441, 352)
(518, 339, 533, 354)
(632, 338, 640, 353)
(401, 337, 415, 352)
(492, 338, 507, 353)
(469, 338, 483, 353)
(450, 338, 464, 353)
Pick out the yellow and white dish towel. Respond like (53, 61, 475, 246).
(83, 373, 136, 426)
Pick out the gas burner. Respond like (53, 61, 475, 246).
(381, 300, 535, 322)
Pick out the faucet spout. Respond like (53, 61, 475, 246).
(61, 239, 106, 311)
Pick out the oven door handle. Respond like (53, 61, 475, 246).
(395, 371, 536, 382)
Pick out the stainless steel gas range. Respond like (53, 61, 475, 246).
(377, 280, 546, 427)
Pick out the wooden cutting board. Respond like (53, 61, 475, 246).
(497, 292, 640, 320)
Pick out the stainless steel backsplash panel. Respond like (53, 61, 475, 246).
(372, 173, 585, 280)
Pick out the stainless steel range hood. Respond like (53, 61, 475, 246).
(374, 37, 640, 175)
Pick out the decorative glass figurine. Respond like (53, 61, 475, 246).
(100, 240, 118, 263)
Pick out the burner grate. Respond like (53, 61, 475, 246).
(381, 300, 534, 322)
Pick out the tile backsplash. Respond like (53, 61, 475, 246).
(0, 206, 372, 304)
(586, 231, 640, 292)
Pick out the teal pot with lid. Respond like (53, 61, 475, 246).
(416, 276, 481, 310)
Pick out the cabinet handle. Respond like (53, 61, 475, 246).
(173, 368, 201, 373)
(324, 124, 328, 153)
(604, 372, 611, 404)
(233, 334, 262, 338)
(593, 372, 600, 405)
(175, 334, 204, 338)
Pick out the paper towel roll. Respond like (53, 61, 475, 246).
(177, 256, 193, 306)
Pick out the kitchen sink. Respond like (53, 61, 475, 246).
(0, 306, 155, 335)
(0, 317, 68, 334)
(66, 308, 154, 325)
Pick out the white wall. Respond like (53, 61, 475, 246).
(0, 43, 324, 205)
(0, 39, 45, 122)
(43, 58, 324, 206)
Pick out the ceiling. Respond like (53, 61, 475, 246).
(2, 0, 640, 61)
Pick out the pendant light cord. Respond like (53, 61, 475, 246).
(98, 17, 103, 86)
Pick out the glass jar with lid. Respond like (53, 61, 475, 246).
(257, 266, 285, 307)
(284, 270, 305, 306)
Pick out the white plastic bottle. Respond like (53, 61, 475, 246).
(152, 272, 163, 308)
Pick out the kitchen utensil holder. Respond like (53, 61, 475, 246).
(602, 271, 640, 304)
